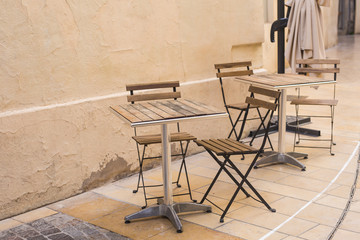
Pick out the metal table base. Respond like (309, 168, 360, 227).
(254, 88, 307, 171)
(125, 202, 211, 233)
(124, 124, 212, 233)
(235, 74, 336, 171)
(255, 151, 307, 171)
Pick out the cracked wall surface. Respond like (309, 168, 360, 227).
(0, 0, 266, 219)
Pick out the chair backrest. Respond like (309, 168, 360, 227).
(296, 59, 340, 98)
(240, 86, 280, 149)
(296, 59, 340, 80)
(214, 61, 253, 108)
(126, 81, 182, 134)
(215, 61, 253, 78)
(245, 86, 280, 111)
(126, 81, 181, 104)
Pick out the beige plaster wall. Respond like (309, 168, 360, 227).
(356, 0, 360, 34)
(322, 0, 339, 48)
(0, 0, 265, 219)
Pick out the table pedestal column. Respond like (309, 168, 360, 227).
(254, 89, 307, 170)
(125, 124, 211, 233)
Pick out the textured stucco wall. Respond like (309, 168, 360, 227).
(322, 0, 339, 48)
(0, 0, 265, 219)
(356, 0, 360, 34)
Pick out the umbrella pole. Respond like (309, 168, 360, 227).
(277, 0, 285, 74)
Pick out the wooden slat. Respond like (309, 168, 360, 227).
(227, 102, 253, 110)
(138, 102, 174, 119)
(195, 140, 225, 155)
(170, 100, 205, 115)
(203, 140, 233, 154)
(236, 73, 336, 89)
(214, 61, 252, 69)
(148, 101, 184, 118)
(182, 99, 220, 113)
(121, 104, 153, 122)
(286, 95, 308, 101)
(133, 134, 162, 145)
(249, 85, 281, 98)
(161, 100, 194, 116)
(200, 139, 258, 155)
(226, 139, 257, 152)
(220, 139, 251, 152)
(261, 73, 334, 86)
(110, 105, 141, 123)
(209, 139, 239, 153)
(127, 92, 181, 103)
(216, 70, 253, 78)
(112, 99, 226, 126)
(296, 59, 340, 64)
(126, 81, 179, 91)
(259, 74, 302, 86)
(294, 74, 337, 83)
(296, 68, 340, 74)
(130, 104, 161, 120)
(290, 98, 338, 106)
(276, 73, 334, 84)
(245, 97, 277, 111)
(169, 132, 196, 141)
(133, 132, 196, 145)
(236, 75, 285, 87)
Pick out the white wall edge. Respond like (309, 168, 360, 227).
(0, 68, 267, 119)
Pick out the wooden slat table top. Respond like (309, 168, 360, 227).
(236, 73, 336, 89)
(110, 99, 227, 127)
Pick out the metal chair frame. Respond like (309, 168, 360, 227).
(215, 61, 274, 151)
(127, 81, 196, 208)
(132, 125, 194, 208)
(196, 86, 280, 222)
(291, 59, 340, 155)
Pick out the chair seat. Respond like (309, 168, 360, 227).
(133, 132, 196, 145)
(195, 138, 258, 156)
(290, 98, 338, 106)
(227, 103, 258, 110)
(286, 95, 308, 101)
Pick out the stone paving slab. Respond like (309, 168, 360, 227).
(0, 213, 130, 240)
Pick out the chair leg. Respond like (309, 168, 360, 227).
(249, 109, 263, 146)
(133, 144, 149, 209)
(293, 104, 299, 151)
(228, 110, 243, 139)
(175, 142, 184, 188)
(200, 151, 226, 204)
(220, 185, 241, 222)
(294, 104, 301, 146)
(200, 150, 251, 206)
(260, 109, 274, 151)
(133, 142, 142, 194)
(219, 154, 275, 222)
(249, 108, 274, 151)
(175, 141, 196, 202)
(330, 105, 335, 155)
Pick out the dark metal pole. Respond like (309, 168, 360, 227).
(277, 0, 285, 74)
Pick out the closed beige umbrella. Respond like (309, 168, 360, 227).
(285, 0, 330, 72)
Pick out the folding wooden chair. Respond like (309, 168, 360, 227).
(290, 59, 340, 155)
(215, 61, 274, 152)
(127, 81, 197, 208)
(195, 86, 280, 222)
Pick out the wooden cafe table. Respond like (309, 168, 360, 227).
(236, 73, 336, 171)
(110, 99, 227, 232)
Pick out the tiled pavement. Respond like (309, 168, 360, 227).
(1, 35, 360, 240)
(0, 213, 129, 240)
